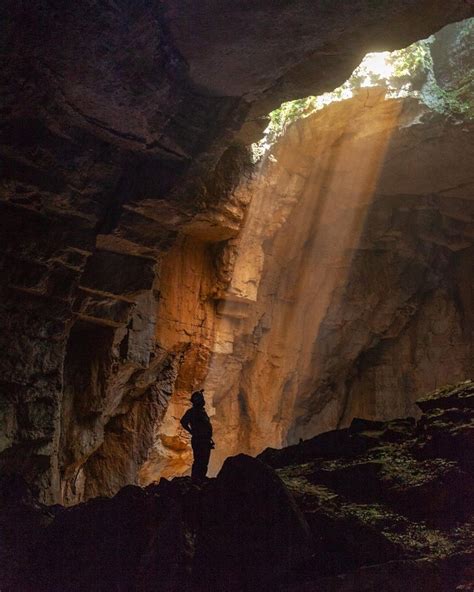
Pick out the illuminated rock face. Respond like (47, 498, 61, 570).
(1, 2, 473, 503)
(205, 90, 474, 467)
(141, 87, 474, 483)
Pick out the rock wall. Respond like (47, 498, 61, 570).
(135, 84, 474, 483)
(205, 89, 474, 467)
(1, 2, 473, 503)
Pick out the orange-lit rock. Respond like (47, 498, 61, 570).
(1, 3, 473, 503)
(207, 89, 474, 465)
(52, 84, 474, 500)
(132, 86, 474, 485)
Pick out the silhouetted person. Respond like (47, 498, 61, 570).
(180, 389, 214, 483)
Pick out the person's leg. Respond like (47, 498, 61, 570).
(200, 444, 211, 479)
(192, 440, 211, 481)
(191, 440, 200, 480)
(191, 456, 198, 480)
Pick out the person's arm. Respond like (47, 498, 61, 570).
(180, 410, 192, 435)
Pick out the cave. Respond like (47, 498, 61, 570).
(1, 2, 474, 591)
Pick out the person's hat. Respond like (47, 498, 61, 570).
(190, 389, 205, 403)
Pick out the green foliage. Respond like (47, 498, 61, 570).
(425, 77, 474, 118)
(420, 20, 474, 119)
(253, 18, 474, 159)
(268, 97, 314, 134)
(261, 39, 430, 146)
(457, 17, 474, 43)
(389, 42, 430, 79)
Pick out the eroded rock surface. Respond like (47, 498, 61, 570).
(1, 382, 473, 591)
(1, 3, 474, 503)
(123, 22, 474, 486)
(205, 88, 474, 466)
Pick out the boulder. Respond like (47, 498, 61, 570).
(194, 454, 313, 591)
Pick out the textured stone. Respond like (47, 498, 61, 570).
(1, 382, 473, 591)
(194, 454, 313, 591)
(204, 89, 474, 470)
(0, 3, 473, 502)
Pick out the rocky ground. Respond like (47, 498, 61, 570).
(1, 381, 473, 591)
